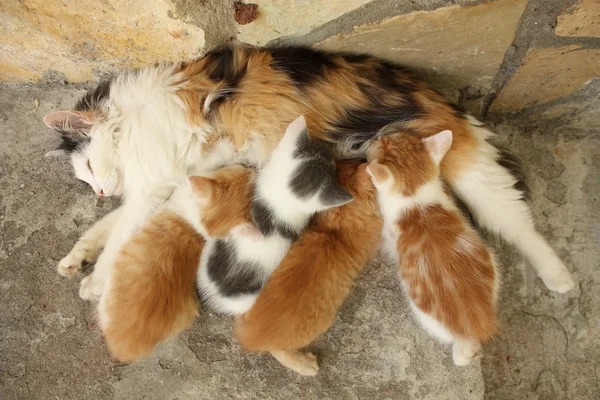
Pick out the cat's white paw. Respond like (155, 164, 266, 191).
(539, 267, 575, 293)
(79, 275, 104, 301)
(452, 340, 481, 367)
(57, 251, 85, 277)
(290, 352, 319, 376)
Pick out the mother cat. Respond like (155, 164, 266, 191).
(44, 45, 574, 304)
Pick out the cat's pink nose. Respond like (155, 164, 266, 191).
(99, 190, 104, 196)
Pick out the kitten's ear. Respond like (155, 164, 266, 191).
(321, 183, 353, 207)
(188, 176, 215, 204)
(281, 115, 309, 145)
(356, 163, 373, 185)
(43, 110, 99, 134)
(366, 161, 392, 185)
(422, 130, 453, 164)
(231, 222, 264, 242)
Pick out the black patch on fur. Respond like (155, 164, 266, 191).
(270, 47, 337, 87)
(450, 103, 468, 119)
(497, 148, 530, 200)
(250, 198, 300, 241)
(203, 46, 248, 116)
(206, 239, 264, 297)
(328, 100, 424, 147)
(75, 79, 111, 111)
(55, 79, 112, 155)
(320, 183, 353, 206)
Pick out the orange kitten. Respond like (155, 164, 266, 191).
(100, 165, 255, 362)
(234, 160, 382, 375)
(366, 130, 499, 366)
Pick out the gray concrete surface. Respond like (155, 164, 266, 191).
(1, 84, 598, 399)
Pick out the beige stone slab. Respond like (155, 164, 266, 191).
(236, 0, 374, 46)
(315, 0, 527, 91)
(556, 0, 600, 38)
(0, 0, 205, 83)
(490, 46, 600, 112)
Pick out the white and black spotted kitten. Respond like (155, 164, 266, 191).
(196, 116, 353, 315)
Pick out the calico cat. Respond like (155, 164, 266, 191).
(366, 130, 499, 366)
(100, 164, 255, 362)
(196, 116, 353, 316)
(234, 160, 382, 376)
(44, 45, 574, 301)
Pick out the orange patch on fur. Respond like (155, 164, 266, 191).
(101, 211, 204, 362)
(191, 165, 256, 238)
(235, 160, 383, 351)
(398, 204, 497, 342)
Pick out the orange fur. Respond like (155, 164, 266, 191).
(190, 165, 256, 237)
(372, 133, 498, 343)
(234, 160, 382, 351)
(101, 211, 204, 361)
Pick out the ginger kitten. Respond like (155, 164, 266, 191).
(366, 130, 499, 366)
(99, 165, 254, 362)
(234, 160, 382, 376)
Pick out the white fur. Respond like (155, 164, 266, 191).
(195, 116, 350, 315)
(451, 117, 575, 293)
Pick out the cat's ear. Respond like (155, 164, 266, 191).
(188, 176, 215, 204)
(321, 182, 353, 207)
(43, 110, 99, 134)
(366, 161, 392, 185)
(422, 130, 452, 165)
(231, 222, 264, 242)
(356, 163, 373, 186)
(281, 115, 309, 145)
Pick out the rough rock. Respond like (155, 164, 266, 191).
(555, 0, 600, 38)
(0, 0, 205, 83)
(236, 0, 374, 46)
(490, 46, 600, 112)
(315, 0, 527, 93)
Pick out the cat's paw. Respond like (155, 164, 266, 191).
(289, 352, 319, 376)
(79, 275, 104, 301)
(452, 341, 481, 367)
(540, 268, 576, 293)
(57, 251, 85, 277)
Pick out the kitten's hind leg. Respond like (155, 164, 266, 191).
(57, 207, 121, 277)
(269, 350, 319, 376)
(448, 122, 575, 293)
(452, 338, 481, 366)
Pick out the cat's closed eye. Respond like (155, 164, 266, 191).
(87, 160, 93, 173)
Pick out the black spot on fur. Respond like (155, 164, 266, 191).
(251, 198, 300, 241)
(320, 183, 353, 206)
(57, 134, 91, 154)
(203, 46, 248, 116)
(270, 47, 337, 87)
(75, 79, 111, 111)
(327, 100, 424, 147)
(497, 149, 530, 200)
(205, 239, 264, 297)
(450, 103, 468, 119)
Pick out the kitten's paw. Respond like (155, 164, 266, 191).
(540, 268, 576, 293)
(452, 340, 481, 367)
(290, 352, 319, 376)
(57, 252, 85, 277)
(79, 275, 104, 301)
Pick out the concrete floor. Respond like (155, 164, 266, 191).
(0, 85, 598, 400)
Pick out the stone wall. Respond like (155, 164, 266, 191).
(1, 0, 598, 117)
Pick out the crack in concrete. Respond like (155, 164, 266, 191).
(518, 310, 569, 355)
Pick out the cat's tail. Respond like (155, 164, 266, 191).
(445, 116, 575, 293)
(98, 212, 203, 362)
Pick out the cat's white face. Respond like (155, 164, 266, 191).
(44, 98, 123, 197)
(70, 131, 123, 197)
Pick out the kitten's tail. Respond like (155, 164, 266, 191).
(98, 212, 203, 361)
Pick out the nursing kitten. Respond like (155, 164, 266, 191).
(366, 130, 499, 366)
(234, 160, 382, 376)
(99, 164, 255, 362)
(196, 116, 353, 316)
